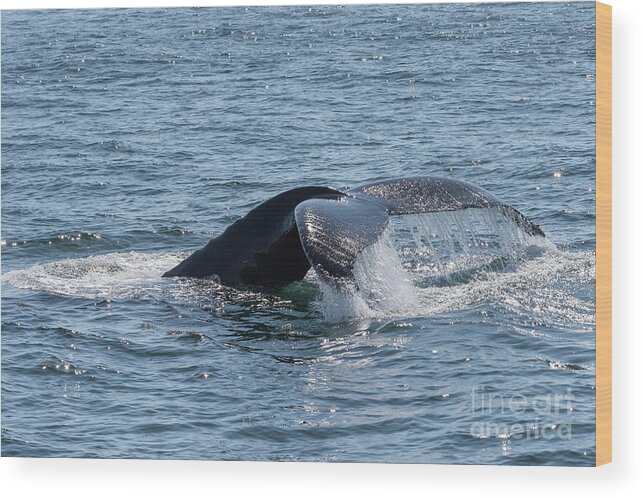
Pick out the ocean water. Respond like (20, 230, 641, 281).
(1, 3, 596, 464)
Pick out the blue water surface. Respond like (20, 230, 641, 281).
(1, 3, 596, 464)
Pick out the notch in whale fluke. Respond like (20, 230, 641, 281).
(162, 177, 545, 289)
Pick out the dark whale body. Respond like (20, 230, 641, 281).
(163, 177, 544, 289)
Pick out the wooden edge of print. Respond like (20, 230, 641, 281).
(595, 1, 612, 467)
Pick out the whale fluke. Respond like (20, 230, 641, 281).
(162, 186, 344, 286)
(351, 177, 544, 237)
(163, 177, 545, 289)
(295, 196, 390, 290)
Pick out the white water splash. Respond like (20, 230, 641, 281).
(1, 251, 185, 300)
(415, 249, 595, 327)
(315, 226, 419, 321)
(315, 207, 589, 324)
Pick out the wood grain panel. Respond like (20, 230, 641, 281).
(595, 1, 612, 467)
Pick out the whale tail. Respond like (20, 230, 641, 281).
(163, 177, 545, 289)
